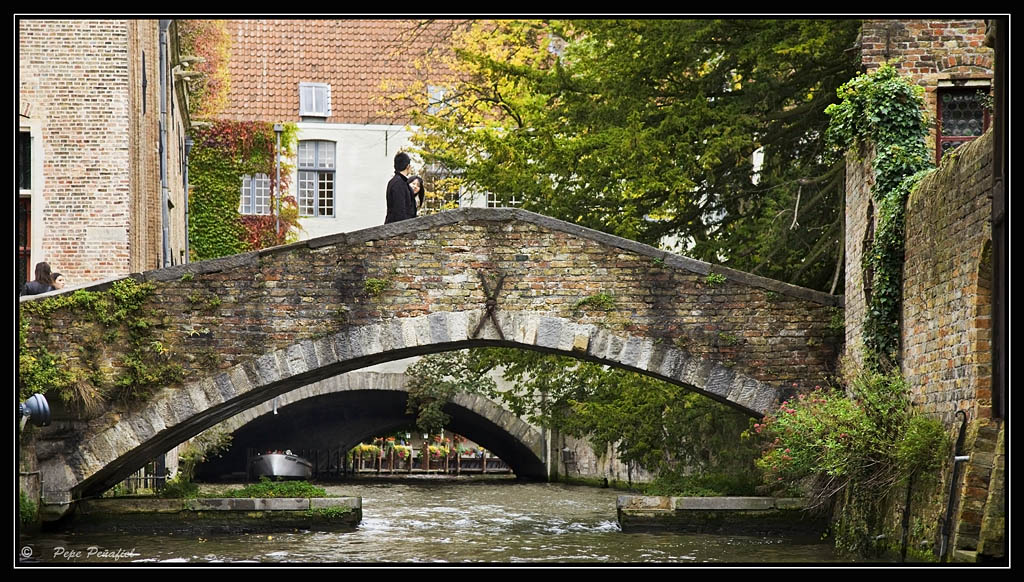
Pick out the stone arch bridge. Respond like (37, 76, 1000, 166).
(194, 369, 547, 481)
(20, 208, 842, 517)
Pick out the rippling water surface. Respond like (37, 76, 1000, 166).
(21, 477, 847, 565)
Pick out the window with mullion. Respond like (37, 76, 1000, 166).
(937, 87, 990, 163)
(486, 191, 522, 208)
(297, 140, 336, 217)
(239, 174, 271, 215)
(299, 83, 331, 118)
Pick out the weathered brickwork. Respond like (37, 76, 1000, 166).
(19, 20, 133, 282)
(18, 19, 190, 287)
(842, 144, 876, 369)
(860, 19, 993, 160)
(844, 129, 1000, 561)
(843, 133, 995, 565)
(902, 131, 992, 424)
(902, 132, 998, 562)
(21, 209, 841, 505)
(844, 22, 998, 561)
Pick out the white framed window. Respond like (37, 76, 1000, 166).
(239, 173, 271, 215)
(486, 192, 522, 208)
(297, 140, 335, 217)
(299, 82, 331, 118)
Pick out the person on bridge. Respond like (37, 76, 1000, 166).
(21, 261, 56, 296)
(408, 175, 425, 216)
(53, 272, 67, 290)
(385, 152, 417, 224)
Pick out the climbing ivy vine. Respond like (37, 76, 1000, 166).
(177, 19, 231, 120)
(825, 63, 934, 369)
(188, 120, 300, 261)
(19, 279, 184, 409)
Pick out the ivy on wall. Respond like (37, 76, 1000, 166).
(177, 20, 301, 259)
(19, 279, 183, 410)
(177, 19, 231, 120)
(188, 121, 300, 261)
(825, 63, 934, 369)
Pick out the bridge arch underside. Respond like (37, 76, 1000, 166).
(195, 388, 547, 482)
(58, 328, 784, 502)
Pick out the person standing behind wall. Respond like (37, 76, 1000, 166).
(408, 175, 425, 217)
(385, 152, 416, 224)
(21, 261, 56, 296)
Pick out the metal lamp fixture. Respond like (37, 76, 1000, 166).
(19, 393, 51, 427)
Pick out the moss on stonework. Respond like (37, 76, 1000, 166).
(18, 278, 184, 408)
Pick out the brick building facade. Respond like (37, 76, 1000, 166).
(859, 19, 994, 164)
(844, 18, 1003, 562)
(18, 19, 192, 290)
(213, 19, 465, 240)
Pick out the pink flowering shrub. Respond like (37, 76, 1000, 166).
(754, 369, 949, 505)
(755, 387, 868, 492)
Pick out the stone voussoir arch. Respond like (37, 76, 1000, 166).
(23, 208, 842, 511)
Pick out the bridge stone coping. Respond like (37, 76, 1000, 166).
(21, 208, 840, 307)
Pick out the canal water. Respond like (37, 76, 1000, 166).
(20, 477, 849, 565)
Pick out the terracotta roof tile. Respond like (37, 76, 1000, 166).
(217, 18, 457, 125)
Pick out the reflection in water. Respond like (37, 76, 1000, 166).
(20, 477, 846, 565)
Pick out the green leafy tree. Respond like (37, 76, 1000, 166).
(405, 349, 497, 433)
(386, 19, 861, 291)
(405, 348, 759, 487)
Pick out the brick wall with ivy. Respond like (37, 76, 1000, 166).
(187, 120, 299, 261)
(843, 128, 999, 562)
(860, 19, 993, 157)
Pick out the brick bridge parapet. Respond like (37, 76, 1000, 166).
(20, 208, 842, 511)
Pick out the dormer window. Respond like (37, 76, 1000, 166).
(299, 82, 331, 118)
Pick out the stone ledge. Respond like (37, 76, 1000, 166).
(617, 496, 825, 537)
(67, 497, 362, 534)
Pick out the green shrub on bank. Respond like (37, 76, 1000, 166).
(639, 470, 762, 497)
(223, 478, 327, 499)
(20, 491, 38, 525)
(755, 368, 948, 506)
(159, 478, 200, 499)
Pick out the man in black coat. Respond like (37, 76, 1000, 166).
(384, 152, 416, 224)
